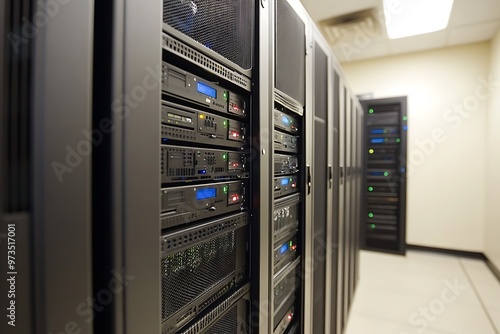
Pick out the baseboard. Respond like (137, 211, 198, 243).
(407, 244, 486, 260)
(407, 244, 500, 283)
(484, 256, 500, 283)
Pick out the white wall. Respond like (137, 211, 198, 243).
(485, 30, 500, 270)
(342, 43, 491, 252)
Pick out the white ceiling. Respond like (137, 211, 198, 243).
(300, 0, 500, 63)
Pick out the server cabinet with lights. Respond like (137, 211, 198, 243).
(361, 97, 407, 255)
(272, 0, 308, 332)
(160, 1, 257, 333)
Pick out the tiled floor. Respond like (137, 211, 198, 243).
(345, 250, 500, 334)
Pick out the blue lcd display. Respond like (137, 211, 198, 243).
(197, 82, 217, 99)
(371, 138, 385, 144)
(282, 116, 290, 125)
(196, 188, 217, 200)
(280, 244, 289, 254)
(281, 178, 289, 186)
(371, 129, 385, 134)
(368, 171, 384, 176)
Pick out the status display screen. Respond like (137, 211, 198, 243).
(281, 178, 290, 186)
(196, 188, 217, 200)
(280, 243, 289, 254)
(282, 116, 290, 125)
(197, 82, 217, 98)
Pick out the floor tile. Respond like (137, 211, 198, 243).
(345, 250, 500, 334)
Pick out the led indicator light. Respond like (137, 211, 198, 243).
(369, 149, 374, 154)
(370, 224, 376, 229)
(403, 116, 408, 121)
(223, 120, 227, 127)
(369, 108, 374, 114)
(223, 186, 228, 194)
(289, 241, 293, 247)
(368, 213, 374, 218)
(396, 138, 401, 143)
(199, 114, 205, 119)
(368, 186, 374, 192)
(404, 125, 408, 131)
(223, 154, 227, 160)
(384, 172, 389, 176)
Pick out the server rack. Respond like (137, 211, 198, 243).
(329, 67, 342, 334)
(272, 1, 310, 333)
(161, 1, 256, 333)
(361, 97, 407, 255)
(310, 26, 332, 334)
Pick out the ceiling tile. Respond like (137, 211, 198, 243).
(447, 21, 500, 46)
(448, 0, 500, 28)
(388, 30, 448, 55)
(333, 40, 390, 63)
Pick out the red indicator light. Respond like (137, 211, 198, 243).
(291, 183, 296, 188)
(287, 315, 293, 321)
(232, 195, 239, 202)
(231, 131, 239, 138)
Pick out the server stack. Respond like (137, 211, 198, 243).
(160, 1, 255, 332)
(361, 97, 407, 254)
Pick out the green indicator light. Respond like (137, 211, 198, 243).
(396, 138, 401, 143)
(384, 172, 389, 177)
(368, 186, 374, 192)
(223, 120, 227, 127)
(369, 108, 374, 114)
(222, 153, 227, 160)
(369, 149, 374, 154)
(289, 241, 293, 247)
(370, 224, 376, 229)
(383, 129, 388, 134)
(223, 186, 228, 194)
(403, 116, 408, 121)
(290, 178, 293, 181)
(223, 91, 228, 101)
(368, 213, 374, 218)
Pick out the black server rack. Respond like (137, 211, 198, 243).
(161, 1, 256, 333)
(361, 97, 407, 255)
(273, 0, 306, 332)
(311, 35, 329, 334)
(330, 69, 341, 334)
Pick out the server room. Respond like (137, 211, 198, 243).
(0, 0, 499, 333)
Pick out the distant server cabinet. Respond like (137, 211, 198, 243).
(161, 0, 255, 332)
(272, 0, 307, 332)
(361, 97, 407, 255)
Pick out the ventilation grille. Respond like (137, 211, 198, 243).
(161, 212, 249, 255)
(161, 230, 238, 321)
(179, 284, 250, 334)
(163, 0, 254, 71)
(318, 8, 382, 46)
(204, 306, 242, 334)
(162, 34, 251, 90)
(275, 0, 305, 107)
